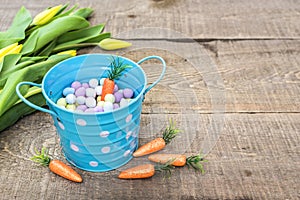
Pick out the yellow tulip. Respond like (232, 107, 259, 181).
(32, 5, 62, 26)
(0, 43, 23, 62)
(99, 38, 132, 50)
(57, 50, 77, 56)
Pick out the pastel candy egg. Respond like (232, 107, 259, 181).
(114, 84, 119, 93)
(113, 103, 120, 110)
(71, 81, 81, 90)
(96, 96, 102, 102)
(76, 96, 86, 105)
(75, 87, 86, 97)
(103, 102, 113, 112)
(85, 97, 96, 108)
(95, 86, 102, 96)
(118, 89, 123, 94)
(76, 104, 87, 112)
(104, 94, 115, 103)
(66, 94, 76, 104)
(120, 98, 129, 108)
(94, 106, 104, 112)
(114, 92, 123, 103)
(89, 78, 99, 88)
(66, 104, 76, 111)
(82, 83, 89, 89)
(85, 108, 95, 113)
(123, 88, 133, 98)
(63, 87, 75, 96)
(86, 88, 96, 98)
(97, 101, 105, 107)
(57, 98, 66, 107)
(100, 78, 106, 85)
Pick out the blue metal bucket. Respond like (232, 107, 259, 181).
(16, 54, 166, 172)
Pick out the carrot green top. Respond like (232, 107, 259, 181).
(30, 147, 51, 167)
(162, 119, 181, 144)
(107, 56, 131, 80)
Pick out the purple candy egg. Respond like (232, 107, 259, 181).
(75, 87, 86, 97)
(71, 81, 81, 90)
(113, 103, 120, 110)
(114, 84, 119, 93)
(82, 83, 89, 89)
(114, 92, 123, 103)
(85, 108, 95, 113)
(123, 88, 134, 98)
(94, 106, 104, 112)
(76, 104, 87, 112)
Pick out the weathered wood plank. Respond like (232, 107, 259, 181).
(0, 112, 299, 199)
(98, 39, 299, 113)
(1, 0, 299, 39)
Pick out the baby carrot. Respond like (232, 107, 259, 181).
(31, 147, 82, 183)
(133, 119, 181, 157)
(148, 153, 207, 173)
(118, 162, 174, 179)
(101, 56, 131, 100)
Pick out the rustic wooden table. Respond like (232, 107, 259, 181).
(0, 0, 299, 199)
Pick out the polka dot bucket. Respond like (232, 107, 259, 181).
(16, 54, 166, 172)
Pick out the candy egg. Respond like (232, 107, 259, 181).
(97, 101, 105, 107)
(94, 106, 104, 112)
(71, 81, 81, 90)
(113, 103, 120, 110)
(65, 94, 76, 104)
(114, 92, 123, 103)
(75, 87, 86, 97)
(95, 86, 102, 96)
(76, 96, 86, 105)
(103, 102, 113, 112)
(85, 97, 96, 108)
(118, 89, 123, 94)
(86, 88, 96, 98)
(100, 78, 106, 85)
(120, 98, 129, 108)
(114, 84, 119, 93)
(63, 87, 75, 96)
(57, 98, 67, 107)
(82, 83, 89, 89)
(66, 104, 76, 111)
(104, 94, 115, 103)
(89, 78, 99, 88)
(123, 88, 133, 98)
(85, 108, 95, 113)
(76, 104, 87, 112)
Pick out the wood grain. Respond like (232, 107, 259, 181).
(0, 0, 299, 39)
(0, 112, 299, 199)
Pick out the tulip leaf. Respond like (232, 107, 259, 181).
(35, 39, 57, 56)
(21, 16, 90, 55)
(56, 24, 105, 45)
(72, 8, 94, 19)
(0, 7, 32, 48)
(0, 54, 22, 73)
(84, 32, 111, 43)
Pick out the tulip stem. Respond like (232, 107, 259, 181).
(52, 43, 98, 53)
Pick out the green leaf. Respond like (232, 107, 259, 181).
(19, 56, 47, 63)
(0, 54, 71, 116)
(35, 38, 57, 56)
(21, 15, 90, 55)
(0, 7, 32, 48)
(0, 54, 22, 73)
(72, 8, 94, 19)
(56, 24, 105, 45)
(83, 32, 111, 43)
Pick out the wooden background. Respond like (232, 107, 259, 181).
(0, 0, 299, 199)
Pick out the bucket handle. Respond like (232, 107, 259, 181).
(137, 56, 166, 95)
(16, 82, 58, 118)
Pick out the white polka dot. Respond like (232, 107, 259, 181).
(99, 131, 109, 138)
(116, 131, 122, 139)
(58, 121, 65, 130)
(101, 146, 110, 153)
(123, 150, 130, 157)
(76, 119, 87, 126)
(126, 131, 132, 140)
(126, 114, 132, 123)
(130, 141, 136, 148)
(70, 144, 79, 152)
(132, 131, 137, 138)
(89, 161, 98, 167)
